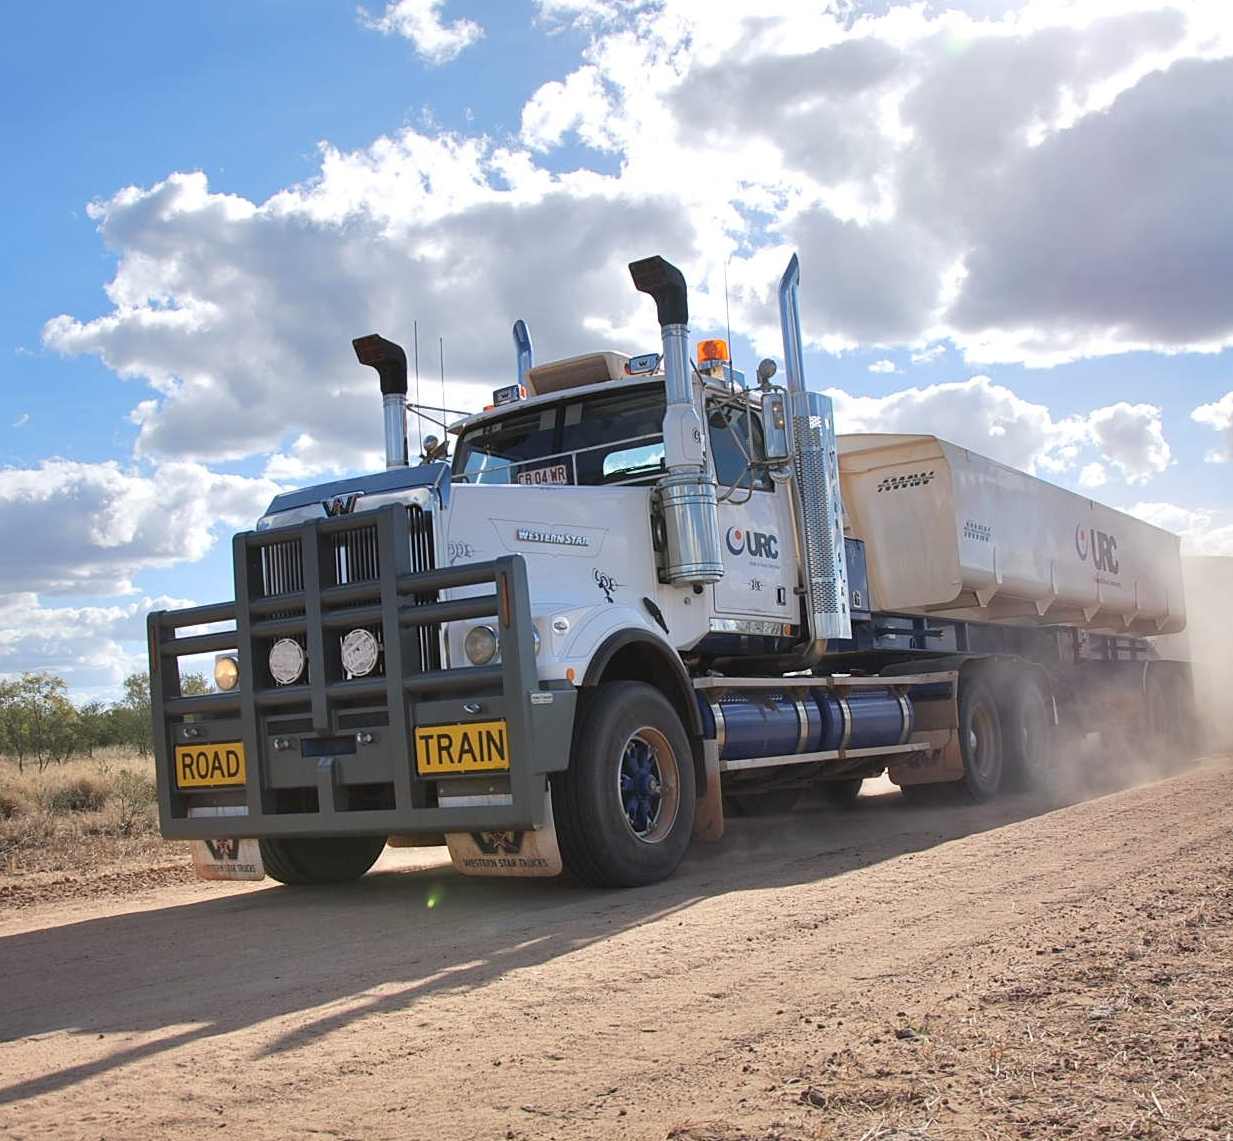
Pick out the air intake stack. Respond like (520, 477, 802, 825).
(629, 256, 723, 585)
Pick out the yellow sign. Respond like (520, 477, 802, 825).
(415, 720, 509, 775)
(175, 742, 246, 788)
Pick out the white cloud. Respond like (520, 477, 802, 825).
(0, 459, 278, 596)
(44, 166, 695, 464)
(831, 376, 1175, 488)
(831, 375, 1090, 476)
(1192, 390, 1233, 462)
(1079, 462, 1108, 489)
(910, 345, 945, 366)
(43, 1, 1233, 480)
(360, 0, 483, 64)
(520, 66, 618, 153)
(1086, 402, 1171, 484)
(868, 359, 899, 374)
(12, 413, 29, 428)
(0, 593, 186, 696)
(1124, 502, 1233, 557)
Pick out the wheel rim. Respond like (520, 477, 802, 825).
(617, 726, 680, 844)
(967, 701, 999, 781)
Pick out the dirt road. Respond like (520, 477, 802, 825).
(2, 759, 1231, 1141)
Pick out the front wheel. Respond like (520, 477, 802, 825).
(552, 682, 696, 888)
(259, 835, 387, 885)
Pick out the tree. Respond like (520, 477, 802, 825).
(113, 671, 211, 757)
(75, 700, 113, 757)
(0, 672, 79, 772)
(116, 672, 154, 757)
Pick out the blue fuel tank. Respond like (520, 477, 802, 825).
(698, 686, 913, 761)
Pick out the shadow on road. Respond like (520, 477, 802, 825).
(0, 765, 1193, 1106)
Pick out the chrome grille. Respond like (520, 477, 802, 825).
(261, 536, 304, 598)
(334, 524, 380, 585)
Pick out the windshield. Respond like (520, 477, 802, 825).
(453, 385, 667, 486)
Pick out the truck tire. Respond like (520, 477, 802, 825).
(956, 677, 1004, 802)
(552, 682, 696, 888)
(1146, 670, 1197, 763)
(259, 835, 387, 885)
(1002, 682, 1053, 792)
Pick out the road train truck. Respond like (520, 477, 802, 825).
(148, 255, 1192, 887)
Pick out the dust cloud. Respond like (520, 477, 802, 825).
(1165, 555, 1233, 754)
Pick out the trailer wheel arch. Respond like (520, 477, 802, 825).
(580, 630, 707, 794)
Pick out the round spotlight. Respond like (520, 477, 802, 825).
(464, 624, 499, 665)
(269, 638, 306, 685)
(213, 655, 240, 692)
(341, 628, 380, 677)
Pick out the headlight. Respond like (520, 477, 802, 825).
(341, 628, 380, 677)
(269, 638, 306, 685)
(464, 624, 499, 665)
(214, 655, 240, 691)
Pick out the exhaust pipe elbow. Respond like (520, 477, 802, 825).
(629, 256, 688, 328)
(352, 333, 409, 468)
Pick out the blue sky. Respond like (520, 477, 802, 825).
(2, 0, 1232, 701)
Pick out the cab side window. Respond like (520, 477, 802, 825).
(708, 402, 772, 491)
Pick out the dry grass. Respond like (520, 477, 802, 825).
(0, 748, 184, 881)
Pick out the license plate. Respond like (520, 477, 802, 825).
(175, 742, 247, 788)
(517, 464, 568, 486)
(415, 720, 509, 775)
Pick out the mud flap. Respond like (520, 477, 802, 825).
(888, 729, 965, 786)
(187, 805, 265, 880)
(692, 741, 724, 841)
(445, 792, 563, 877)
(190, 838, 266, 881)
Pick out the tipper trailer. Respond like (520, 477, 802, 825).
(149, 255, 1193, 887)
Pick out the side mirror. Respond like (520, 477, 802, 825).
(760, 390, 792, 463)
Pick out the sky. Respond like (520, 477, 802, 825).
(2, 0, 1232, 702)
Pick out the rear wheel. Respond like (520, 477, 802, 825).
(1146, 670, 1197, 763)
(552, 682, 695, 888)
(955, 676, 1004, 802)
(259, 835, 387, 885)
(1002, 681, 1053, 792)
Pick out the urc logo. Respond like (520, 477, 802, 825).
(726, 526, 779, 560)
(1075, 525, 1119, 574)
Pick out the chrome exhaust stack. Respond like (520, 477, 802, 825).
(352, 334, 409, 468)
(777, 256, 850, 644)
(628, 256, 723, 585)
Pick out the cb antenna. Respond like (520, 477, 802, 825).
(413, 320, 422, 456)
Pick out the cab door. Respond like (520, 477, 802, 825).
(707, 400, 798, 626)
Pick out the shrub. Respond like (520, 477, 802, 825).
(48, 775, 110, 815)
(113, 769, 157, 835)
(0, 783, 22, 820)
